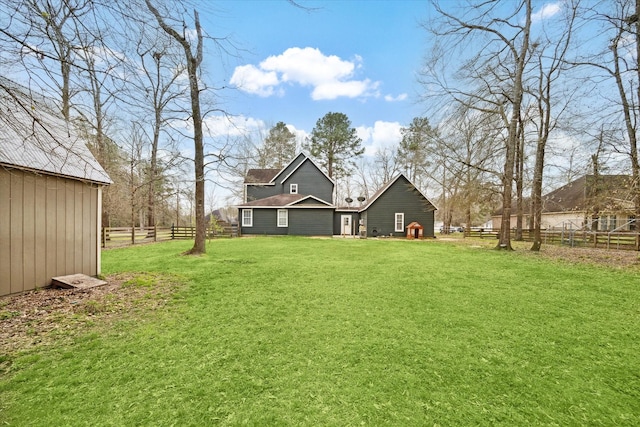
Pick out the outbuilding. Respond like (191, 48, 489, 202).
(0, 79, 112, 296)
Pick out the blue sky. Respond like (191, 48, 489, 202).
(198, 0, 433, 156)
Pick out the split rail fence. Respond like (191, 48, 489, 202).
(464, 228, 640, 251)
(102, 224, 238, 248)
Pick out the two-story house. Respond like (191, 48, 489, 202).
(237, 153, 437, 237)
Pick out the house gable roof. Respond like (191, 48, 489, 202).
(0, 78, 112, 185)
(236, 193, 334, 208)
(543, 174, 633, 212)
(493, 174, 634, 215)
(359, 173, 436, 212)
(269, 152, 306, 183)
(275, 153, 335, 186)
(243, 153, 333, 186)
(244, 168, 280, 184)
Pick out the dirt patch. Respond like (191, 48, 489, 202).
(520, 243, 640, 269)
(436, 236, 640, 269)
(0, 272, 183, 361)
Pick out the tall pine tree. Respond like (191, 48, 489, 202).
(306, 112, 363, 179)
(260, 121, 296, 169)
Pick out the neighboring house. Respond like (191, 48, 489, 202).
(491, 175, 636, 231)
(237, 153, 437, 237)
(0, 79, 112, 296)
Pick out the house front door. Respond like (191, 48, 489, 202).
(341, 215, 352, 236)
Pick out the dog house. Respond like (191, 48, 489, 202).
(406, 221, 424, 239)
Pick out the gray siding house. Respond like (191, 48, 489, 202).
(0, 79, 112, 296)
(357, 174, 436, 238)
(238, 153, 436, 237)
(239, 153, 336, 235)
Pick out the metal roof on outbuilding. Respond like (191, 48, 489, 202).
(0, 78, 111, 185)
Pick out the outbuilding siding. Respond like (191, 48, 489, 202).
(0, 168, 100, 295)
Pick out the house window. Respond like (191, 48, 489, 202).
(599, 214, 617, 231)
(242, 209, 253, 227)
(277, 209, 288, 227)
(290, 184, 298, 194)
(395, 213, 404, 232)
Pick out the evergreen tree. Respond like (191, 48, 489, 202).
(306, 112, 363, 179)
(397, 117, 437, 183)
(260, 121, 297, 168)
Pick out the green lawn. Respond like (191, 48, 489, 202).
(2, 237, 639, 425)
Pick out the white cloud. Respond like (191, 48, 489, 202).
(231, 47, 380, 100)
(202, 114, 266, 138)
(261, 47, 354, 85)
(532, 3, 561, 23)
(229, 64, 280, 97)
(285, 124, 309, 147)
(384, 93, 408, 102)
(312, 79, 380, 101)
(357, 121, 402, 156)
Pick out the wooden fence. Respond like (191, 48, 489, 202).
(464, 228, 640, 251)
(102, 224, 238, 248)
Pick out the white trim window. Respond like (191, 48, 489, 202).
(277, 209, 288, 227)
(290, 183, 298, 194)
(395, 212, 404, 232)
(242, 209, 253, 227)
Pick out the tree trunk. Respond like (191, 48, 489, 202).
(515, 117, 524, 241)
(145, 1, 206, 255)
(186, 18, 206, 255)
(496, 0, 531, 251)
(147, 108, 160, 231)
(634, 0, 640, 250)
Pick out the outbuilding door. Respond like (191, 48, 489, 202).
(341, 215, 352, 235)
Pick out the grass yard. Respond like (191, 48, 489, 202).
(1, 237, 639, 425)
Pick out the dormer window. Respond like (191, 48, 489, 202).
(290, 183, 298, 194)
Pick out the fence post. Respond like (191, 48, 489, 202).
(171, 224, 175, 240)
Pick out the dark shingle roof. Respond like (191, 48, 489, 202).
(238, 194, 306, 207)
(237, 193, 334, 208)
(543, 175, 633, 212)
(494, 175, 634, 215)
(244, 169, 280, 184)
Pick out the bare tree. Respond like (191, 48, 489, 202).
(445, 105, 503, 233)
(144, 0, 207, 254)
(425, 0, 533, 249)
(528, 2, 579, 251)
(131, 34, 187, 230)
(568, 0, 640, 249)
(0, 0, 95, 121)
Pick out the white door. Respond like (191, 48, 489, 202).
(341, 215, 352, 235)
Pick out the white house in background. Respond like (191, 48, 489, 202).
(492, 175, 636, 231)
(0, 78, 112, 296)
